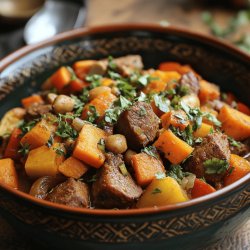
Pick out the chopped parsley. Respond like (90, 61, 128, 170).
(202, 113, 221, 127)
(46, 135, 54, 148)
(204, 158, 229, 175)
(18, 143, 30, 156)
(87, 105, 99, 123)
(55, 114, 78, 139)
(139, 106, 147, 116)
(228, 136, 241, 148)
(153, 94, 170, 113)
(71, 95, 84, 116)
(19, 120, 37, 135)
(85, 74, 102, 89)
(151, 187, 162, 194)
(107, 56, 117, 70)
(170, 125, 194, 146)
(53, 146, 66, 156)
(167, 165, 190, 184)
(141, 146, 158, 159)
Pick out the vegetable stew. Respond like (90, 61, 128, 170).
(0, 55, 250, 209)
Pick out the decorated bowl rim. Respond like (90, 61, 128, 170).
(0, 23, 249, 216)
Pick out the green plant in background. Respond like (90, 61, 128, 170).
(202, 10, 250, 53)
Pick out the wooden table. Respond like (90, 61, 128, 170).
(0, 0, 249, 249)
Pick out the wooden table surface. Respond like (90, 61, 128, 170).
(0, 0, 249, 249)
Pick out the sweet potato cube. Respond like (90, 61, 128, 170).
(25, 143, 65, 178)
(73, 124, 106, 168)
(131, 152, 165, 187)
(0, 158, 18, 189)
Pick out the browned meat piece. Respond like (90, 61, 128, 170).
(179, 72, 200, 95)
(46, 178, 89, 208)
(26, 103, 52, 119)
(207, 100, 226, 112)
(116, 102, 159, 150)
(230, 138, 250, 157)
(185, 132, 230, 184)
(92, 153, 142, 208)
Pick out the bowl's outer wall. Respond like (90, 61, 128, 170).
(0, 27, 249, 250)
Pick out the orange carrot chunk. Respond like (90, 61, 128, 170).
(218, 105, 250, 140)
(199, 80, 220, 104)
(50, 66, 72, 91)
(237, 102, 250, 116)
(224, 154, 250, 186)
(131, 152, 165, 187)
(191, 178, 216, 199)
(161, 110, 189, 131)
(193, 123, 213, 138)
(73, 124, 106, 168)
(58, 156, 89, 179)
(158, 62, 194, 75)
(0, 158, 18, 189)
(73, 60, 96, 80)
(154, 129, 194, 164)
(21, 95, 44, 108)
(4, 128, 22, 160)
(81, 92, 116, 120)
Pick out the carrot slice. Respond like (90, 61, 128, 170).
(4, 128, 22, 160)
(73, 60, 96, 80)
(193, 123, 213, 138)
(50, 66, 72, 91)
(21, 95, 44, 108)
(237, 102, 250, 116)
(191, 178, 216, 198)
(224, 154, 250, 186)
(158, 62, 194, 75)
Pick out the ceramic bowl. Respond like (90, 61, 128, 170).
(0, 24, 249, 250)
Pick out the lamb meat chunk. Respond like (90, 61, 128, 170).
(230, 139, 250, 157)
(116, 102, 159, 150)
(179, 72, 200, 95)
(185, 132, 230, 184)
(46, 178, 89, 208)
(92, 153, 142, 208)
(26, 103, 52, 119)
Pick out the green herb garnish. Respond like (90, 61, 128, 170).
(141, 146, 158, 159)
(46, 135, 54, 148)
(204, 158, 229, 175)
(18, 143, 30, 156)
(151, 188, 162, 194)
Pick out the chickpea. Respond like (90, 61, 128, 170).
(124, 149, 137, 166)
(47, 93, 58, 104)
(72, 118, 85, 132)
(105, 134, 128, 154)
(53, 95, 75, 114)
(180, 94, 200, 108)
(89, 86, 111, 100)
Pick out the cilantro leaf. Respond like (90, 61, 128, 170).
(204, 158, 229, 175)
(153, 94, 170, 113)
(141, 146, 158, 159)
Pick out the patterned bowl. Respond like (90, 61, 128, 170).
(0, 24, 249, 250)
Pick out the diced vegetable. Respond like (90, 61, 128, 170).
(58, 156, 89, 179)
(137, 176, 189, 208)
(21, 95, 44, 108)
(0, 108, 25, 137)
(131, 152, 165, 187)
(199, 80, 220, 104)
(224, 154, 250, 186)
(25, 143, 65, 178)
(193, 123, 213, 138)
(73, 60, 96, 79)
(81, 92, 116, 120)
(218, 105, 250, 140)
(73, 124, 106, 168)
(68, 78, 88, 92)
(50, 66, 72, 91)
(237, 102, 250, 115)
(143, 70, 180, 94)
(0, 158, 18, 189)
(161, 110, 189, 131)
(20, 119, 56, 150)
(154, 129, 194, 164)
(4, 128, 22, 160)
(191, 178, 216, 198)
(158, 62, 194, 75)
